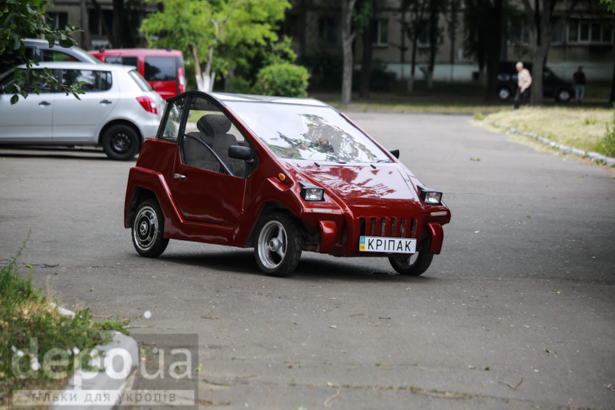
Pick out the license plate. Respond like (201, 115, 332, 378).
(359, 236, 417, 254)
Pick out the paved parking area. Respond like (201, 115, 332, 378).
(1, 112, 614, 409)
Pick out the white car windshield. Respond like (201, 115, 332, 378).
(225, 101, 392, 164)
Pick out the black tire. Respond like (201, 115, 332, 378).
(556, 88, 571, 103)
(254, 212, 303, 277)
(497, 87, 512, 101)
(388, 237, 433, 276)
(132, 199, 169, 258)
(101, 124, 141, 160)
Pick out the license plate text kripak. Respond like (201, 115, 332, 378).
(359, 236, 417, 253)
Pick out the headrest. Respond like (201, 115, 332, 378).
(197, 115, 232, 136)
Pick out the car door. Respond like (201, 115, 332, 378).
(52, 68, 118, 142)
(0, 70, 56, 141)
(170, 95, 248, 226)
(543, 69, 555, 97)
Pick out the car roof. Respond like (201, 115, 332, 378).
(90, 48, 183, 57)
(16, 62, 135, 71)
(210, 92, 330, 107)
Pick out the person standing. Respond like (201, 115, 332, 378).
(514, 62, 532, 109)
(573, 66, 586, 105)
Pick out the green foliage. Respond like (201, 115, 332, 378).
(141, 0, 290, 79)
(597, 107, 615, 158)
(228, 76, 254, 94)
(0, 0, 83, 104)
(255, 63, 310, 97)
(601, 0, 615, 13)
(0, 234, 128, 405)
(299, 51, 344, 90)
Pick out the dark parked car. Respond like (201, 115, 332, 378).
(0, 39, 101, 73)
(124, 91, 451, 277)
(497, 62, 573, 103)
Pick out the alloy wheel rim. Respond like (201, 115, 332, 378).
(133, 206, 158, 251)
(258, 220, 287, 269)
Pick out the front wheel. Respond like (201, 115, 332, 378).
(132, 199, 169, 258)
(254, 213, 303, 277)
(102, 124, 141, 160)
(388, 237, 433, 276)
(497, 87, 512, 101)
(556, 88, 571, 103)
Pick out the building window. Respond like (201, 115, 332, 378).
(568, 18, 614, 44)
(88, 8, 113, 37)
(416, 20, 431, 47)
(551, 18, 564, 45)
(371, 19, 389, 46)
(509, 17, 530, 45)
(319, 17, 339, 45)
(47, 12, 68, 30)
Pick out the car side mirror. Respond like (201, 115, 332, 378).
(389, 149, 400, 159)
(228, 145, 252, 161)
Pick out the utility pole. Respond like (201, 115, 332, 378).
(449, 0, 456, 81)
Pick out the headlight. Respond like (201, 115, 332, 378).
(418, 186, 442, 205)
(299, 181, 324, 201)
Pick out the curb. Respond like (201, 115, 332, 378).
(48, 306, 138, 410)
(490, 121, 615, 167)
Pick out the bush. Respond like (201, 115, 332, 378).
(255, 63, 310, 98)
(597, 109, 615, 158)
(298, 51, 343, 90)
(228, 76, 254, 94)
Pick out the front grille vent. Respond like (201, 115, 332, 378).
(359, 217, 416, 238)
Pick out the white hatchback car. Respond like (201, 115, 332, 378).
(0, 62, 163, 160)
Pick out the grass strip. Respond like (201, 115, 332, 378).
(0, 233, 129, 406)
(478, 106, 615, 157)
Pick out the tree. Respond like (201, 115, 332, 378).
(141, 0, 289, 92)
(1, 0, 83, 104)
(600, 0, 615, 103)
(425, 0, 448, 89)
(402, 0, 428, 92)
(520, 0, 579, 105)
(355, 0, 377, 98)
(340, 0, 358, 105)
(463, 0, 503, 100)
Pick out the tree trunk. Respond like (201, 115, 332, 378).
(80, 0, 90, 50)
(485, 0, 502, 101)
(341, 0, 357, 105)
(112, 0, 123, 47)
(359, 20, 373, 98)
(191, 44, 204, 92)
(610, 49, 615, 104)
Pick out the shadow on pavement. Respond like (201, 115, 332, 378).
(156, 249, 435, 283)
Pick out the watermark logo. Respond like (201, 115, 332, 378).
(11, 334, 198, 408)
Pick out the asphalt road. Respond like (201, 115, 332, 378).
(1, 111, 614, 410)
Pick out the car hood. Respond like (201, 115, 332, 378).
(288, 161, 420, 202)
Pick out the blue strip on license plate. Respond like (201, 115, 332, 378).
(359, 236, 417, 254)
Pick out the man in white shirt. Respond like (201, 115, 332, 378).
(514, 62, 532, 109)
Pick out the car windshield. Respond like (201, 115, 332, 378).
(225, 101, 392, 164)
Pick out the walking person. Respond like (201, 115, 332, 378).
(573, 66, 586, 105)
(514, 62, 532, 109)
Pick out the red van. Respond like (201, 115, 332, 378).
(89, 48, 186, 100)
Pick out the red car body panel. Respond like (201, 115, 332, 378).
(125, 91, 451, 264)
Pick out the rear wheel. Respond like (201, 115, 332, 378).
(132, 199, 169, 258)
(556, 88, 571, 103)
(388, 237, 433, 276)
(102, 124, 140, 160)
(254, 213, 303, 277)
(497, 87, 512, 101)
